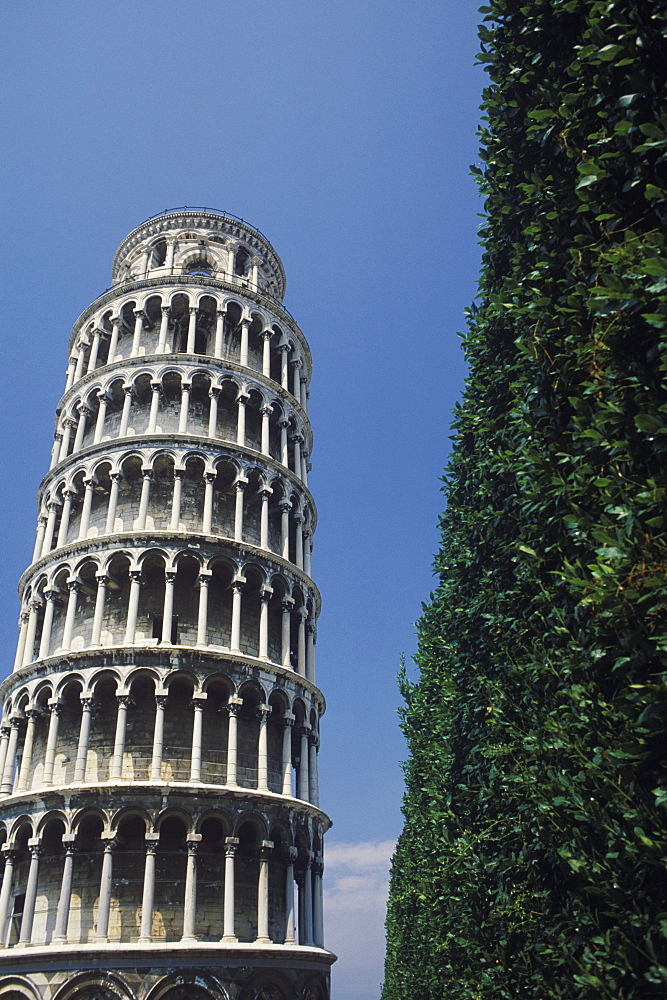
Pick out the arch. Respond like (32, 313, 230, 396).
(52, 972, 135, 1000)
(145, 972, 229, 1000)
(0, 979, 43, 1000)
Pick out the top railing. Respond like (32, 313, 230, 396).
(140, 206, 275, 246)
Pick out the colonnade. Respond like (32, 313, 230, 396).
(0, 819, 324, 949)
(16, 554, 317, 679)
(35, 463, 313, 573)
(0, 686, 320, 804)
(67, 297, 308, 407)
(52, 375, 310, 483)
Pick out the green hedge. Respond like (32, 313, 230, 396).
(382, 3, 667, 998)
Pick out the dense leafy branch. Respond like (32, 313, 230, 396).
(382, 3, 667, 997)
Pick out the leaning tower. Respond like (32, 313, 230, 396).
(0, 209, 332, 1000)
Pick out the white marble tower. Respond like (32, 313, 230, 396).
(0, 209, 332, 1000)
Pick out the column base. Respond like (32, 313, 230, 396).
(221, 934, 238, 943)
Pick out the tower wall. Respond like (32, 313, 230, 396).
(0, 210, 333, 1000)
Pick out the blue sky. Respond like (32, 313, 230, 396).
(0, 3, 484, 996)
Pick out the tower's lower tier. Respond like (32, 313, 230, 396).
(0, 942, 334, 1000)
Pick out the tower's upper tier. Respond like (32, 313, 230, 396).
(111, 208, 287, 302)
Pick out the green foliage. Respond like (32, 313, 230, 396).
(382, 2, 667, 997)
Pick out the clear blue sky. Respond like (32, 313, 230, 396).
(0, 3, 484, 996)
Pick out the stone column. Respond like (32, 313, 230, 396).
(150, 693, 168, 781)
(256, 840, 273, 943)
(178, 381, 191, 433)
(41, 501, 60, 556)
(32, 514, 47, 562)
(131, 308, 145, 356)
(302, 852, 314, 946)
(38, 589, 59, 660)
(0, 719, 21, 794)
(139, 833, 160, 942)
(280, 500, 291, 560)
(196, 571, 211, 647)
(52, 834, 76, 945)
(294, 514, 304, 570)
(95, 836, 115, 941)
(282, 713, 294, 796)
(313, 855, 324, 947)
(42, 702, 62, 786)
(260, 404, 272, 456)
(226, 697, 242, 787)
(111, 694, 131, 779)
(58, 417, 75, 461)
(306, 621, 317, 683)
(90, 334, 105, 374)
(240, 319, 250, 367)
(136, 469, 152, 530)
(284, 846, 297, 944)
(72, 405, 92, 453)
(214, 309, 225, 358)
(56, 489, 76, 548)
(0, 728, 10, 788)
(65, 355, 77, 392)
(118, 384, 134, 437)
(236, 392, 248, 447)
(61, 579, 81, 651)
(0, 849, 16, 946)
(208, 386, 221, 438)
(77, 478, 95, 539)
(105, 473, 121, 534)
(290, 358, 302, 402)
(161, 570, 177, 644)
(279, 418, 289, 466)
(73, 345, 86, 382)
(257, 704, 272, 792)
(181, 835, 202, 942)
(157, 305, 171, 353)
(260, 489, 271, 549)
(309, 733, 320, 807)
(278, 342, 290, 390)
(16, 709, 40, 793)
(170, 469, 184, 530)
(230, 581, 243, 652)
(261, 328, 272, 377)
(18, 840, 41, 945)
(222, 837, 239, 941)
(147, 381, 161, 433)
(304, 529, 313, 577)
(13, 611, 29, 671)
(166, 240, 176, 273)
(22, 600, 41, 666)
(189, 696, 206, 782)
(74, 695, 93, 782)
(234, 479, 246, 541)
(202, 472, 215, 533)
(108, 316, 122, 362)
(93, 393, 109, 444)
(186, 306, 197, 354)
(292, 433, 303, 480)
(258, 587, 271, 660)
(281, 598, 293, 668)
(297, 725, 311, 801)
(90, 573, 108, 647)
(297, 608, 307, 676)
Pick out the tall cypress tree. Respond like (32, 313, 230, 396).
(383, 3, 667, 997)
